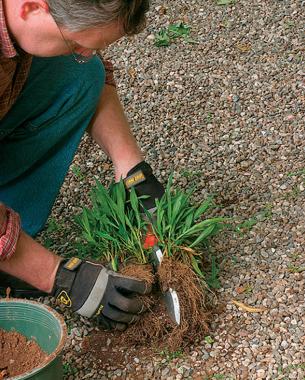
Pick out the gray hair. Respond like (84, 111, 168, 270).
(47, 0, 150, 35)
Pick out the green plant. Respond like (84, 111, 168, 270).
(287, 167, 305, 177)
(180, 169, 202, 179)
(75, 180, 147, 270)
(159, 348, 184, 361)
(235, 205, 273, 235)
(148, 176, 228, 277)
(71, 164, 85, 181)
(45, 217, 62, 234)
(154, 28, 171, 47)
(63, 362, 77, 376)
(206, 112, 214, 122)
(204, 335, 214, 344)
(43, 217, 63, 248)
(216, 0, 235, 5)
(287, 265, 305, 273)
(206, 255, 221, 289)
(75, 176, 228, 276)
(154, 22, 198, 47)
(276, 363, 305, 379)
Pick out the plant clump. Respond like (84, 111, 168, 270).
(74, 176, 228, 350)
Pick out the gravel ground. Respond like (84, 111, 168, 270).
(39, 0, 304, 379)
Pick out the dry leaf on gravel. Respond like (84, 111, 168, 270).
(232, 300, 267, 313)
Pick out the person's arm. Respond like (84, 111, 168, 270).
(0, 230, 60, 293)
(88, 84, 143, 180)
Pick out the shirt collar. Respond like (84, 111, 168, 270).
(0, 0, 17, 58)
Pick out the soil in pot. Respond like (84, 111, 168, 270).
(0, 329, 47, 378)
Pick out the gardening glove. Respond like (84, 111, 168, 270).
(124, 161, 164, 213)
(52, 257, 151, 331)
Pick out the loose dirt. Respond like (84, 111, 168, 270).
(0, 329, 47, 378)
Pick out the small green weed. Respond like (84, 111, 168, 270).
(45, 217, 62, 234)
(231, 255, 238, 265)
(204, 335, 214, 344)
(154, 22, 198, 47)
(208, 374, 235, 380)
(287, 167, 305, 177)
(63, 362, 78, 376)
(206, 112, 214, 123)
(287, 264, 305, 273)
(71, 164, 85, 181)
(206, 255, 221, 289)
(243, 284, 253, 294)
(289, 252, 300, 260)
(235, 205, 273, 235)
(284, 20, 295, 29)
(216, 0, 235, 5)
(276, 362, 305, 379)
(180, 169, 202, 179)
(154, 28, 170, 47)
(159, 348, 184, 361)
(43, 217, 63, 248)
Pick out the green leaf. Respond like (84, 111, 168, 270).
(182, 210, 195, 231)
(177, 217, 226, 240)
(111, 256, 118, 272)
(130, 187, 141, 228)
(194, 197, 214, 220)
(216, 0, 235, 5)
(168, 23, 190, 38)
(191, 256, 205, 278)
(207, 256, 221, 289)
(204, 336, 214, 344)
(189, 224, 216, 248)
(154, 29, 171, 47)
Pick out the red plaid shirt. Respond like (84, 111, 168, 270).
(0, 205, 20, 260)
(0, 0, 33, 120)
(0, 0, 116, 259)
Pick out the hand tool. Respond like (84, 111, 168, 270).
(143, 228, 180, 325)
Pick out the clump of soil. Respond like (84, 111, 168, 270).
(83, 258, 210, 368)
(0, 329, 47, 378)
(122, 258, 210, 350)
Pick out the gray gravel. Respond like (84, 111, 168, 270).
(39, 0, 304, 379)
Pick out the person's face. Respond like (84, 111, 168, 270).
(14, 0, 124, 57)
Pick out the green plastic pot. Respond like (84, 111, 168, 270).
(0, 298, 67, 380)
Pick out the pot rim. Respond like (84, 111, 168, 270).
(0, 298, 67, 380)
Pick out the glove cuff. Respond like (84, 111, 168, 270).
(124, 161, 153, 189)
(124, 161, 164, 211)
(51, 258, 82, 307)
(52, 257, 108, 318)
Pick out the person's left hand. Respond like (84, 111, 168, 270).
(124, 161, 164, 213)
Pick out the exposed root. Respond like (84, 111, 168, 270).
(120, 258, 209, 350)
(86, 258, 210, 359)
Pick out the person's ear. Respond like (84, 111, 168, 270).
(20, 1, 50, 20)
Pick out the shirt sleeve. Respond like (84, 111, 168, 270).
(0, 203, 21, 260)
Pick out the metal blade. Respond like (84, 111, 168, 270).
(162, 288, 181, 325)
(151, 246, 163, 269)
(151, 246, 181, 325)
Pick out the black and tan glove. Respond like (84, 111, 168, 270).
(52, 258, 151, 330)
(124, 161, 164, 213)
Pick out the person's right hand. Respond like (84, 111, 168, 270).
(52, 257, 151, 330)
